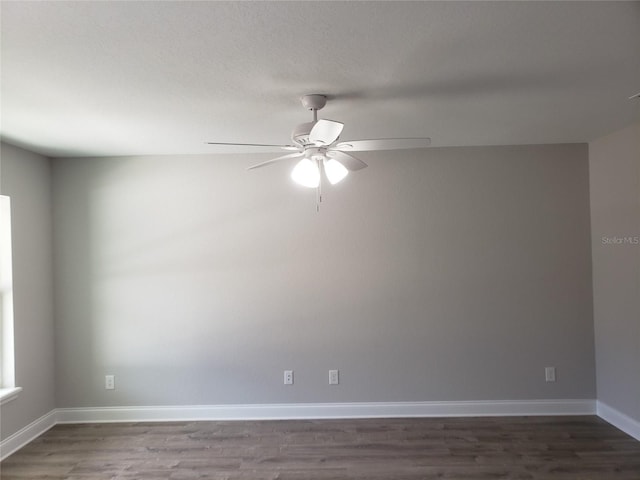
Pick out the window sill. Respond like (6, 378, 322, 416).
(0, 387, 22, 405)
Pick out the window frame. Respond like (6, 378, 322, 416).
(0, 195, 20, 404)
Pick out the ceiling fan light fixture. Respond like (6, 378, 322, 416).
(291, 158, 320, 188)
(323, 158, 349, 185)
(213, 95, 432, 200)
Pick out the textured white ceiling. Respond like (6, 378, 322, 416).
(1, 1, 639, 158)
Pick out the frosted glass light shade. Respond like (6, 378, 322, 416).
(324, 158, 348, 185)
(291, 158, 320, 188)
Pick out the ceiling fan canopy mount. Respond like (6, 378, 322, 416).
(300, 94, 327, 111)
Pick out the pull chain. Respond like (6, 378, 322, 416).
(316, 158, 323, 213)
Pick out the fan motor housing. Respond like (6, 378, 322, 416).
(291, 121, 317, 147)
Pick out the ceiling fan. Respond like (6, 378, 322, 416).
(207, 94, 431, 206)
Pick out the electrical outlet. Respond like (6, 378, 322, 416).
(545, 367, 556, 382)
(284, 370, 294, 385)
(105, 375, 115, 390)
(329, 369, 339, 385)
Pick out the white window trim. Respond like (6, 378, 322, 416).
(0, 195, 18, 402)
(0, 386, 22, 405)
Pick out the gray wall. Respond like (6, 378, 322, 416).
(590, 122, 640, 421)
(0, 143, 56, 439)
(52, 144, 595, 408)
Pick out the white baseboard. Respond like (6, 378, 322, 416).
(597, 401, 640, 441)
(0, 399, 598, 461)
(0, 410, 57, 461)
(55, 399, 596, 424)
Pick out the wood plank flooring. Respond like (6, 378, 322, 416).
(2, 416, 640, 479)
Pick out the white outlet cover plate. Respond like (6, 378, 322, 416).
(545, 367, 556, 382)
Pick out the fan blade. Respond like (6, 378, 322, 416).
(309, 119, 344, 146)
(207, 142, 298, 152)
(247, 152, 303, 170)
(335, 138, 431, 152)
(326, 150, 368, 171)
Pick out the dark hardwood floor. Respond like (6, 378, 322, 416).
(2, 416, 640, 479)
